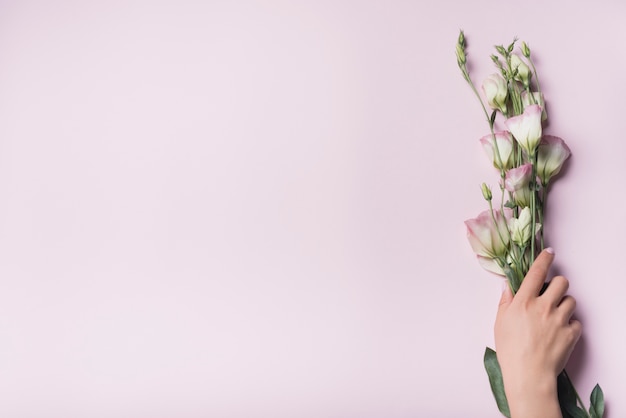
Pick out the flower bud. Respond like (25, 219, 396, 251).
(504, 163, 532, 192)
(456, 43, 466, 65)
(506, 40, 515, 54)
(521, 41, 531, 58)
(521, 91, 547, 120)
(482, 73, 508, 114)
(510, 54, 531, 87)
(504, 163, 533, 207)
(481, 183, 492, 201)
(509, 207, 541, 247)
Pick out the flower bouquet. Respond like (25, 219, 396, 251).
(456, 31, 604, 418)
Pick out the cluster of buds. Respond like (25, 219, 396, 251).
(458, 31, 570, 291)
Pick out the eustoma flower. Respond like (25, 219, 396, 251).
(537, 135, 571, 186)
(480, 132, 515, 170)
(510, 54, 531, 87)
(509, 207, 541, 247)
(482, 73, 508, 114)
(504, 163, 533, 207)
(465, 208, 511, 261)
(466, 209, 512, 276)
(477, 255, 506, 276)
(504, 104, 543, 155)
(521, 91, 546, 120)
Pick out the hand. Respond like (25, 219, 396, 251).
(495, 248, 582, 418)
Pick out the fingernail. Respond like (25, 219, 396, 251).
(545, 247, 555, 254)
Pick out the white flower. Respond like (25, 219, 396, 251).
(509, 207, 541, 247)
(537, 135, 571, 186)
(482, 73, 508, 114)
(480, 132, 515, 170)
(510, 54, 531, 87)
(465, 209, 512, 259)
(504, 104, 543, 155)
(521, 91, 547, 121)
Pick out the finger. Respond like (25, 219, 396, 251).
(558, 295, 577, 322)
(568, 319, 583, 345)
(517, 248, 555, 300)
(562, 319, 582, 361)
(542, 275, 569, 306)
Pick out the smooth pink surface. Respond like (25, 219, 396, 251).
(0, 0, 623, 416)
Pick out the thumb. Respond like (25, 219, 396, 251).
(498, 280, 513, 308)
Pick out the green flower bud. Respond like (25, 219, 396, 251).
(456, 43, 466, 65)
(495, 45, 507, 56)
(521, 41, 531, 58)
(458, 30, 465, 47)
(490, 55, 506, 75)
(507, 40, 516, 53)
(481, 183, 493, 201)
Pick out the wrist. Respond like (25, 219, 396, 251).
(504, 372, 561, 418)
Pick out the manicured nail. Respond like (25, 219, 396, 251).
(545, 247, 555, 254)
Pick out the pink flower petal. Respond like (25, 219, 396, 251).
(465, 209, 511, 258)
(504, 163, 532, 192)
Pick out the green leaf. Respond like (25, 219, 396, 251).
(490, 110, 497, 126)
(589, 384, 605, 418)
(484, 347, 510, 417)
(566, 406, 589, 418)
(557, 372, 587, 418)
(503, 200, 517, 209)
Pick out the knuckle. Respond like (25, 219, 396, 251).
(569, 296, 577, 309)
(553, 275, 569, 289)
(570, 320, 583, 337)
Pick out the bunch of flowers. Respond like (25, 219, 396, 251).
(456, 31, 604, 418)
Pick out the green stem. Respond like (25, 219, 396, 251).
(500, 173, 507, 222)
(539, 185, 546, 250)
(530, 152, 538, 264)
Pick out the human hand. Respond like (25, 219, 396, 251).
(495, 248, 582, 418)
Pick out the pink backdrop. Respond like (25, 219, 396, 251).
(0, 0, 622, 416)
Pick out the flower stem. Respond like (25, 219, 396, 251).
(530, 152, 538, 264)
(539, 185, 546, 250)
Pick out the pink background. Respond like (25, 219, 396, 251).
(0, 0, 623, 416)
